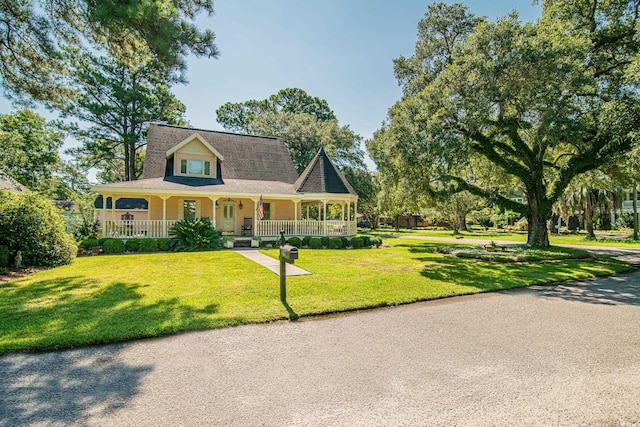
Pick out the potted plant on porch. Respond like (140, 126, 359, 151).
(222, 236, 235, 249)
(250, 235, 262, 248)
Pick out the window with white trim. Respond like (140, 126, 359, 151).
(180, 159, 212, 177)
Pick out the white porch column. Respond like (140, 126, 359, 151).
(161, 195, 169, 237)
(294, 200, 299, 235)
(111, 196, 118, 223)
(101, 194, 108, 237)
(323, 200, 327, 236)
(208, 197, 218, 229)
(341, 203, 345, 221)
(253, 198, 258, 236)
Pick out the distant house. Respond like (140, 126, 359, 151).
(92, 123, 358, 239)
(0, 169, 26, 193)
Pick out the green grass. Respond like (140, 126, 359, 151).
(0, 244, 629, 354)
(435, 244, 592, 262)
(373, 228, 640, 248)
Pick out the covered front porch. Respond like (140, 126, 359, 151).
(96, 192, 358, 239)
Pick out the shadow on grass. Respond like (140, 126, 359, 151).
(0, 275, 244, 354)
(533, 273, 640, 306)
(0, 346, 152, 426)
(396, 241, 626, 294)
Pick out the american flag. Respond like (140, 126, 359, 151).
(258, 195, 264, 220)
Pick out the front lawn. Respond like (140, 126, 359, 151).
(0, 242, 629, 354)
(374, 228, 640, 248)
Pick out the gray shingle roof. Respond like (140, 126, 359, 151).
(294, 147, 356, 195)
(144, 123, 299, 184)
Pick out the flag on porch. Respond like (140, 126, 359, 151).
(258, 195, 264, 220)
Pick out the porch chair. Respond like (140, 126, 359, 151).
(241, 217, 253, 236)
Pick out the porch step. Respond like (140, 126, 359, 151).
(233, 239, 251, 248)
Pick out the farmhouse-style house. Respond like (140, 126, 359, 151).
(92, 123, 358, 240)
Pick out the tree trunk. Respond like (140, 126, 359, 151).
(526, 184, 550, 247)
(584, 193, 595, 239)
(633, 187, 638, 240)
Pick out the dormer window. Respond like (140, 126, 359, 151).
(180, 159, 211, 176)
(166, 133, 225, 180)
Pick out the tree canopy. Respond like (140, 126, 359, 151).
(216, 88, 336, 134)
(0, 0, 219, 105)
(369, 1, 640, 246)
(217, 88, 364, 174)
(63, 51, 186, 182)
(0, 109, 63, 192)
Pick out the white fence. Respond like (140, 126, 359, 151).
(103, 220, 178, 239)
(255, 220, 355, 237)
(103, 219, 356, 238)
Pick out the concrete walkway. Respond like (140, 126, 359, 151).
(233, 248, 311, 276)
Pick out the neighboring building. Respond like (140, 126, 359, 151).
(92, 123, 358, 239)
(0, 169, 26, 193)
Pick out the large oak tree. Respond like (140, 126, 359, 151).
(369, 1, 640, 246)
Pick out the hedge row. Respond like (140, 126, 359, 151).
(79, 237, 171, 255)
(289, 236, 382, 249)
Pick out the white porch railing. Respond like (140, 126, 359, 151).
(256, 220, 356, 237)
(102, 219, 357, 238)
(103, 220, 178, 238)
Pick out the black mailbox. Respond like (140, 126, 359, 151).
(280, 244, 298, 264)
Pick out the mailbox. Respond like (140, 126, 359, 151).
(280, 244, 298, 264)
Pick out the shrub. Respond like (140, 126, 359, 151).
(309, 237, 322, 249)
(362, 236, 372, 248)
(98, 237, 109, 246)
(138, 238, 158, 252)
(340, 236, 349, 248)
(125, 239, 141, 252)
(302, 236, 311, 248)
(0, 191, 77, 267)
(169, 219, 221, 252)
(0, 245, 9, 268)
(102, 238, 125, 254)
(321, 236, 331, 248)
(351, 237, 364, 249)
(155, 238, 170, 251)
(371, 237, 383, 248)
(329, 237, 343, 249)
(79, 237, 100, 250)
(287, 236, 301, 248)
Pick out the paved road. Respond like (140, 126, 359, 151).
(2, 269, 640, 426)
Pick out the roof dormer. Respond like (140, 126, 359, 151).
(166, 133, 224, 179)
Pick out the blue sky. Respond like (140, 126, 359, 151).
(0, 0, 542, 173)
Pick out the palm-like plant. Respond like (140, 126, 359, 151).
(168, 219, 221, 252)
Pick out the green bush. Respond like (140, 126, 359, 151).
(362, 236, 372, 248)
(0, 191, 77, 267)
(302, 236, 311, 247)
(155, 238, 170, 251)
(309, 237, 322, 249)
(351, 237, 364, 249)
(287, 236, 302, 248)
(169, 219, 221, 252)
(340, 236, 349, 248)
(321, 236, 331, 248)
(137, 238, 158, 252)
(98, 237, 109, 246)
(329, 237, 343, 249)
(125, 239, 141, 252)
(0, 245, 9, 268)
(79, 237, 100, 250)
(102, 238, 125, 254)
(371, 237, 383, 248)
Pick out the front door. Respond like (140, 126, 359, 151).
(221, 202, 235, 233)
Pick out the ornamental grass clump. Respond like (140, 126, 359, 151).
(169, 219, 221, 252)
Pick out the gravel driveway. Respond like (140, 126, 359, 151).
(1, 262, 640, 425)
